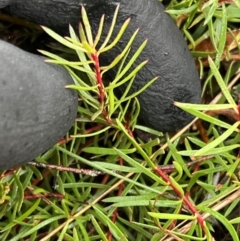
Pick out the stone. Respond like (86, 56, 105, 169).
(0, 40, 78, 170)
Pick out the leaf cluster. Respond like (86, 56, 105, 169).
(0, 1, 240, 241)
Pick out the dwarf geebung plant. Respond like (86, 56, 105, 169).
(0, 2, 240, 241)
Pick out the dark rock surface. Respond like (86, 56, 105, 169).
(1, 0, 201, 132)
(0, 40, 78, 170)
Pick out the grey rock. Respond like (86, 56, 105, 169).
(0, 40, 78, 170)
(1, 0, 201, 131)
(0, 0, 10, 8)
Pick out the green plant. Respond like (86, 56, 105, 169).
(0, 1, 240, 241)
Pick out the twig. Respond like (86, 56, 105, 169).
(28, 155, 214, 176)
(158, 155, 214, 172)
(28, 161, 104, 176)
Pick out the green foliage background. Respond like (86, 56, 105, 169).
(0, 0, 240, 240)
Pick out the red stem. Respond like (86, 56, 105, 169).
(155, 167, 206, 234)
(238, 104, 240, 121)
(91, 52, 104, 104)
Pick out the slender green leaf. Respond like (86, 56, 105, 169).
(194, 122, 239, 156)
